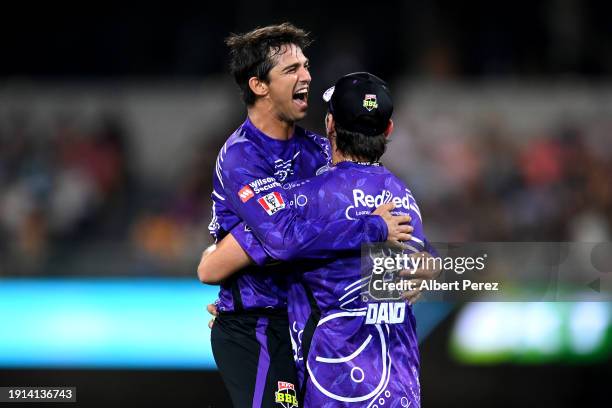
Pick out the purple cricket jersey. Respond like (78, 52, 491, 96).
(208, 118, 388, 312)
(281, 162, 426, 407)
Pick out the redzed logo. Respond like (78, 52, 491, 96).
(238, 185, 255, 203)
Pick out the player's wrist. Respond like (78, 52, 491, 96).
(365, 214, 389, 242)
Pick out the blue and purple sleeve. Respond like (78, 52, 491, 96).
(220, 146, 388, 265)
(401, 188, 438, 258)
(229, 223, 270, 266)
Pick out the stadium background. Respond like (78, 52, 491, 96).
(1, 1, 611, 406)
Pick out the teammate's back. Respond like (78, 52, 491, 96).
(287, 161, 424, 407)
(290, 161, 425, 313)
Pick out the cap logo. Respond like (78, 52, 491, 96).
(363, 94, 378, 111)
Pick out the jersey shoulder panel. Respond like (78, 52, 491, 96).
(219, 126, 265, 166)
(299, 127, 332, 167)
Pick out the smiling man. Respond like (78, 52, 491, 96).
(205, 24, 411, 408)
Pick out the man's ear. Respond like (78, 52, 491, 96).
(248, 77, 269, 98)
(383, 119, 394, 138)
(325, 112, 336, 137)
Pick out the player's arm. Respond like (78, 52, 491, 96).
(393, 191, 441, 303)
(197, 205, 414, 283)
(197, 233, 252, 284)
(220, 146, 411, 265)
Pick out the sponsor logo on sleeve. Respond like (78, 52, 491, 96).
(238, 185, 255, 202)
(249, 177, 281, 194)
(282, 179, 311, 190)
(288, 193, 308, 208)
(258, 192, 286, 215)
(275, 381, 298, 407)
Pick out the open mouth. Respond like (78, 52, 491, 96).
(293, 89, 309, 109)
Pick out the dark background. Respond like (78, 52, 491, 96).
(3, 1, 612, 79)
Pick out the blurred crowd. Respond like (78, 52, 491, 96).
(386, 115, 612, 244)
(0, 113, 129, 273)
(0, 109, 219, 276)
(1, 87, 611, 277)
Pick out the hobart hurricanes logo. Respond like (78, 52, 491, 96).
(275, 381, 298, 407)
(274, 151, 300, 182)
(248, 177, 281, 194)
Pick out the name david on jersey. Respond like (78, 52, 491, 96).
(345, 188, 418, 220)
(365, 302, 406, 324)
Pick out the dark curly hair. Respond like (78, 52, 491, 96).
(225, 22, 312, 105)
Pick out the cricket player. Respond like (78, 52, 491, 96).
(203, 24, 412, 408)
(201, 72, 434, 407)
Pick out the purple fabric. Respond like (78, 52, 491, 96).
(284, 162, 425, 407)
(230, 223, 270, 266)
(209, 118, 388, 312)
(209, 118, 331, 312)
(252, 317, 270, 408)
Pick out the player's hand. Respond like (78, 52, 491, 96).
(399, 252, 441, 305)
(207, 303, 219, 329)
(402, 289, 423, 306)
(373, 202, 413, 247)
